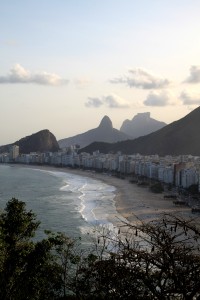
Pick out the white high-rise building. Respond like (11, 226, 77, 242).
(9, 145, 19, 161)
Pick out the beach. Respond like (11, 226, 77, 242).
(66, 169, 194, 223)
(18, 164, 195, 226)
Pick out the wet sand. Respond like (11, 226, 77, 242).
(16, 164, 195, 224)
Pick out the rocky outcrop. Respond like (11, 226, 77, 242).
(0, 129, 59, 154)
(80, 106, 200, 156)
(58, 116, 130, 149)
(120, 112, 166, 138)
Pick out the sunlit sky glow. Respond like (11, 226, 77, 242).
(1, 0, 200, 144)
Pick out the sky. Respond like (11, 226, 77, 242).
(1, 0, 200, 144)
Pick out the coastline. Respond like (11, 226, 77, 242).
(10, 164, 195, 225)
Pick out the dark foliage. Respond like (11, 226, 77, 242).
(150, 182, 164, 193)
(187, 184, 199, 195)
(72, 214, 200, 299)
(0, 198, 64, 299)
(1, 199, 200, 299)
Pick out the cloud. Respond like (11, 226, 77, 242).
(0, 64, 69, 86)
(185, 65, 200, 83)
(110, 68, 170, 89)
(85, 97, 103, 108)
(85, 94, 129, 108)
(143, 91, 172, 106)
(180, 91, 200, 105)
(74, 77, 92, 88)
(104, 95, 129, 108)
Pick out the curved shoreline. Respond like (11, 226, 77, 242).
(9, 164, 195, 224)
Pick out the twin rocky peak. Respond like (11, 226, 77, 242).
(2, 106, 200, 156)
(58, 113, 166, 149)
(0, 112, 166, 154)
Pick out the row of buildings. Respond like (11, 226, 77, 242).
(1, 145, 200, 191)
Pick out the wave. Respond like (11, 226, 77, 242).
(0, 165, 129, 246)
(42, 169, 118, 228)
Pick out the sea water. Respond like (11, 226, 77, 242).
(0, 164, 120, 244)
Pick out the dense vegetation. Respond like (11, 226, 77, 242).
(150, 182, 164, 193)
(1, 198, 200, 299)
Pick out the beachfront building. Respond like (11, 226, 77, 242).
(81, 154, 94, 169)
(133, 160, 154, 178)
(9, 145, 19, 161)
(134, 160, 145, 177)
(158, 165, 166, 182)
(107, 156, 119, 172)
(157, 163, 174, 184)
(29, 153, 42, 164)
(163, 165, 174, 184)
(2, 147, 200, 192)
(15, 151, 44, 165)
(174, 162, 196, 187)
(61, 153, 74, 167)
(118, 155, 129, 174)
(0, 153, 10, 163)
(180, 168, 198, 189)
(198, 168, 200, 193)
(16, 154, 31, 164)
(73, 154, 81, 168)
(148, 162, 158, 179)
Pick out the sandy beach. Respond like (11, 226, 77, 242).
(66, 169, 194, 223)
(17, 164, 196, 225)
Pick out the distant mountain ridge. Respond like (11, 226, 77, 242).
(79, 106, 200, 156)
(0, 129, 59, 154)
(58, 116, 130, 149)
(120, 112, 166, 138)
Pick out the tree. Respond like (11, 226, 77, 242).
(120, 214, 200, 299)
(47, 231, 82, 299)
(0, 198, 63, 300)
(0, 198, 39, 299)
(150, 182, 164, 193)
(73, 214, 200, 299)
(187, 184, 199, 195)
(1, 198, 200, 299)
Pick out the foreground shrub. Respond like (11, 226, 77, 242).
(73, 214, 200, 299)
(0, 198, 200, 299)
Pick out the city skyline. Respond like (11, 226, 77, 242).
(1, 0, 200, 144)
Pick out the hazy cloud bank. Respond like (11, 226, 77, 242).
(85, 94, 129, 108)
(74, 77, 92, 88)
(110, 68, 170, 89)
(185, 66, 200, 83)
(180, 91, 200, 105)
(143, 91, 173, 107)
(0, 64, 69, 86)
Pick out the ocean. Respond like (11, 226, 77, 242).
(0, 164, 119, 243)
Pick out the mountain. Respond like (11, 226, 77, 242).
(0, 129, 59, 154)
(58, 116, 130, 149)
(120, 112, 166, 138)
(79, 106, 200, 156)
